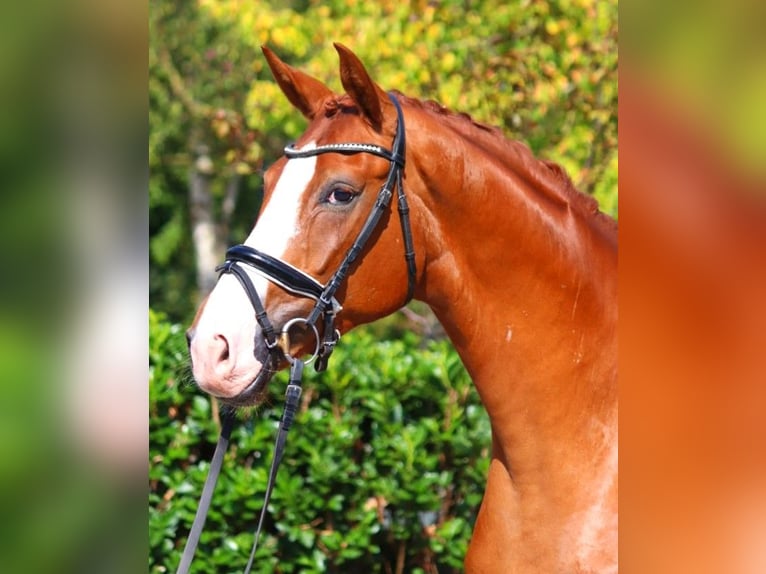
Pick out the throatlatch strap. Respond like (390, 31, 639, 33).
(396, 168, 417, 303)
(176, 410, 236, 574)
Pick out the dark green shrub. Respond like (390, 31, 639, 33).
(150, 309, 490, 573)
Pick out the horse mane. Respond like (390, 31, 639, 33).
(324, 92, 617, 235)
(400, 92, 617, 234)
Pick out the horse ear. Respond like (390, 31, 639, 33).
(334, 43, 393, 132)
(262, 46, 334, 119)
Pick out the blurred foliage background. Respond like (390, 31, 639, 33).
(150, 310, 490, 573)
(149, 0, 617, 571)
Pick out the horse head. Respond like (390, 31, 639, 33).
(187, 44, 423, 405)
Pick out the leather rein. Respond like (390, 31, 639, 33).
(177, 93, 415, 573)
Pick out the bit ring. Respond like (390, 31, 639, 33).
(278, 317, 320, 364)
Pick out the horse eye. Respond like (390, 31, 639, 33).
(326, 188, 357, 205)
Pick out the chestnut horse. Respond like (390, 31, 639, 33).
(188, 44, 617, 573)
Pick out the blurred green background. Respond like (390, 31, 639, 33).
(150, 310, 490, 573)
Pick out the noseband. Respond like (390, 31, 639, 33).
(216, 92, 415, 372)
(177, 93, 416, 574)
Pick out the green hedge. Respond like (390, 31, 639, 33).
(149, 310, 490, 573)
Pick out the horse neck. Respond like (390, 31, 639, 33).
(407, 107, 618, 477)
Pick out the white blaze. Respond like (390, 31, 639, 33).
(245, 142, 318, 257)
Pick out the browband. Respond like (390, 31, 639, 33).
(284, 142, 395, 163)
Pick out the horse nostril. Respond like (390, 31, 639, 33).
(214, 334, 230, 363)
(185, 328, 195, 349)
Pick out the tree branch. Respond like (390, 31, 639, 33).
(155, 44, 214, 120)
(221, 172, 241, 227)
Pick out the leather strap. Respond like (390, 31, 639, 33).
(284, 141, 394, 162)
(215, 259, 280, 356)
(175, 360, 306, 574)
(223, 245, 341, 313)
(243, 359, 304, 573)
(176, 410, 236, 574)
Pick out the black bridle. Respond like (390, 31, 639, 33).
(177, 92, 416, 573)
